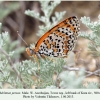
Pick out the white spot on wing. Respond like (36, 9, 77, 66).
(48, 49, 53, 53)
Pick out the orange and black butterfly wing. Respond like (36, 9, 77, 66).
(35, 16, 80, 57)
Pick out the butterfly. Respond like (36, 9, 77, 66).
(26, 16, 80, 59)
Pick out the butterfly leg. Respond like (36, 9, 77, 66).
(33, 54, 40, 70)
(41, 54, 54, 62)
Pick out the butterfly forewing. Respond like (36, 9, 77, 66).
(35, 16, 80, 57)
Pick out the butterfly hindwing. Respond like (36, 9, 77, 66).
(35, 16, 80, 57)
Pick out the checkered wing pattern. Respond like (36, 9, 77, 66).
(35, 16, 80, 57)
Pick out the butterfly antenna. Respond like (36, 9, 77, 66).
(17, 31, 28, 46)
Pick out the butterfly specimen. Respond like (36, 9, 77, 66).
(26, 16, 80, 59)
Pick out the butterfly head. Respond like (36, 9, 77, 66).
(26, 47, 35, 56)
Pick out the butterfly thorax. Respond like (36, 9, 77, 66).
(26, 47, 42, 58)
